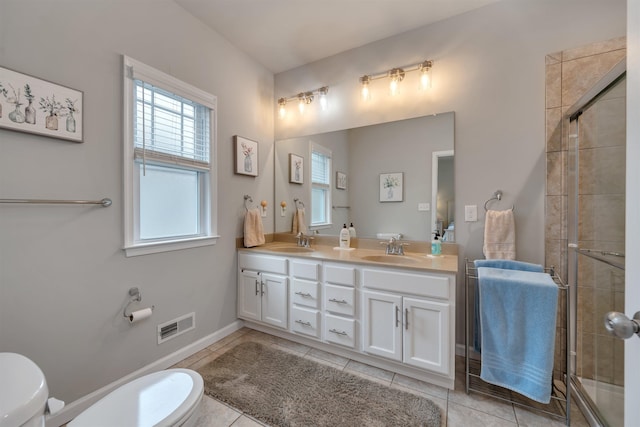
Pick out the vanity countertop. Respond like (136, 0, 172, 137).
(239, 242, 458, 274)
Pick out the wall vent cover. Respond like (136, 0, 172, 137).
(157, 312, 195, 344)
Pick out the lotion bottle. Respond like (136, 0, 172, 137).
(339, 224, 351, 248)
(431, 232, 442, 256)
(348, 223, 356, 238)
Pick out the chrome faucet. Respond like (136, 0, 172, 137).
(296, 232, 314, 248)
(380, 236, 408, 255)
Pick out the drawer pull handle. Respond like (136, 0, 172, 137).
(295, 291, 313, 298)
(295, 320, 312, 327)
(329, 328, 347, 336)
(329, 298, 348, 304)
(395, 306, 400, 328)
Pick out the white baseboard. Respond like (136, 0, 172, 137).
(46, 320, 244, 427)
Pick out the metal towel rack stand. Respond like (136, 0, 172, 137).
(0, 198, 112, 207)
(464, 259, 570, 425)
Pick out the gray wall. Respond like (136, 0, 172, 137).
(0, 0, 274, 405)
(274, 0, 626, 344)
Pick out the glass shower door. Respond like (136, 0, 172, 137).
(569, 75, 626, 427)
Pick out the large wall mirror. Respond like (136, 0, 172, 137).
(275, 112, 454, 241)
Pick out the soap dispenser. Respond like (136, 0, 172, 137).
(431, 232, 442, 256)
(348, 223, 356, 238)
(339, 224, 351, 248)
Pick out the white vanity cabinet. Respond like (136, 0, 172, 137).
(323, 263, 357, 349)
(362, 268, 453, 376)
(290, 259, 322, 339)
(237, 252, 288, 329)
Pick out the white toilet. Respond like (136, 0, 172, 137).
(0, 352, 204, 427)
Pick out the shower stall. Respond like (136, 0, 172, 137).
(566, 63, 626, 427)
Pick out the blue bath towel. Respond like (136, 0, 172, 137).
(472, 260, 544, 352)
(477, 266, 558, 403)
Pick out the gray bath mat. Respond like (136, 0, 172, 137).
(196, 341, 441, 426)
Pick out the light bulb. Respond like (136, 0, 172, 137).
(298, 94, 305, 114)
(360, 76, 371, 101)
(389, 78, 399, 96)
(388, 68, 404, 96)
(318, 87, 328, 111)
(419, 61, 432, 90)
(278, 98, 286, 119)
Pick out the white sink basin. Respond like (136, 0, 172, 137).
(360, 255, 419, 265)
(267, 246, 314, 253)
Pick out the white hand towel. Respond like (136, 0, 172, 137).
(244, 208, 265, 247)
(483, 209, 516, 260)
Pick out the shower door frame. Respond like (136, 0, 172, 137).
(566, 60, 627, 427)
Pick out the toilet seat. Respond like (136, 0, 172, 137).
(68, 369, 203, 427)
(0, 353, 48, 427)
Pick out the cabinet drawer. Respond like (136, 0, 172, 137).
(324, 284, 355, 316)
(291, 307, 321, 339)
(324, 314, 356, 348)
(362, 268, 450, 299)
(324, 264, 356, 286)
(291, 260, 320, 281)
(239, 252, 287, 275)
(292, 279, 320, 309)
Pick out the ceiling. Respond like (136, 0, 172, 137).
(174, 0, 501, 74)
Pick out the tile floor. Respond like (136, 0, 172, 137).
(173, 328, 589, 427)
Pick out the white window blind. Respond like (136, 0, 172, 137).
(311, 146, 332, 226)
(134, 80, 210, 171)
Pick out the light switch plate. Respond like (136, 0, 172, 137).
(464, 205, 478, 222)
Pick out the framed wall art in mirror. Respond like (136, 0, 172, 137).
(289, 153, 304, 184)
(336, 171, 347, 190)
(380, 172, 403, 202)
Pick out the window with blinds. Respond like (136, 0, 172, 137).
(123, 56, 218, 256)
(134, 80, 210, 170)
(311, 145, 332, 227)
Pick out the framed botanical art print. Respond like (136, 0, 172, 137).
(336, 171, 347, 190)
(0, 66, 84, 142)
(234, 135, 258, 176)
(379, 172, 403, 202)
(289, 153, 304, 184)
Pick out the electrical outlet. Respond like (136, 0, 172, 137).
(464, 205, 478, 222)
(418, 203, 430, 211)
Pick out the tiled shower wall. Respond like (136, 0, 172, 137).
(545, 37, 626, 383)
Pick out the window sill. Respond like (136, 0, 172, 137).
(124, 235, 219, 257)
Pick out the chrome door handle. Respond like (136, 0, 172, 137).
(605, 311, 640, 339)
(295, 320, 311, 327)
(329, 328, 347, 336)
(328, 298, 348, 304)
(395, 306, 400, 327)
(405, 308, 409, 330)
(255, 279, 259, 295)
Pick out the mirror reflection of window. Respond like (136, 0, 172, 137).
(311, 144, 332, 227)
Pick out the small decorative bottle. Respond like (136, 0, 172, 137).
(66, 112, 76, 133)
(9, 104, 25, 123)
(25, 99, 36, 124)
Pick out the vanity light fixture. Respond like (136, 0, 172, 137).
(277, 86, 329, 118)
(359, 60, 433, 100)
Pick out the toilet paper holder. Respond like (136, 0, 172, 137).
(123, 287, 154, 319)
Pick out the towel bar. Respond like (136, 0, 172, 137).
(0, 198, 112, 207)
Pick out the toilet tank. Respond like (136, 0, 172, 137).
(0, 353, 49, 427)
